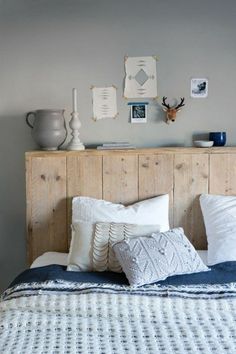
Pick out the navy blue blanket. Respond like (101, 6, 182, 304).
(9, 262, 236, 289)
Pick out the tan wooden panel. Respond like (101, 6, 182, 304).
(27, 149, 236, 264)
(25, 155, 32, 264)
(67, 155, 103, 198)
(25, 146, 236, 158)
(67, 155, 103, 244)
(139, 154, 174, 227)
(28, 157, 67, 264)
(103, 155, 138, 204)
(210, 154, 236, 195)
(174, 154, 209, 249)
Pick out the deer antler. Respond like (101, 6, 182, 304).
(162, 96, 170, 109)
(161, 96, 186, 124)
(175, 97, 185, 110)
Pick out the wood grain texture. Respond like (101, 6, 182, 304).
(67, 156, 103, 199)
(25, 156, 32, 264)
(26, 148, 236, 263)
(27, 157, 67, 263)
(139, 154, 174, 227)
(103, 155, 138, 204)
(25, 146, 236, 158)
(209, 154, 236, 195)
(174, 154, 209, 249)
(67, 155, 103, 244)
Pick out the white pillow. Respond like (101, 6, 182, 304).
(200, 194, 236, 265)
(72, 195, 169, 231)
(68, 195, 169, 272)
(67, 222, 161, 272)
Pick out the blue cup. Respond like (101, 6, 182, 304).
(209, 132, 226, 146)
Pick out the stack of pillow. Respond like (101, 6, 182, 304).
(67, 194, 209, 286)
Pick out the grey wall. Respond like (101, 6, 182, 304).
(0, 0, 236, 291)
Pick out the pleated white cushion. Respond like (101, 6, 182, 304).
(67, 222, 161, 272)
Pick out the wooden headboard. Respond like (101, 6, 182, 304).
(25, 147, 236, 264)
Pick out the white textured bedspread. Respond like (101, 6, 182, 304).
(1, 281, 236, 353)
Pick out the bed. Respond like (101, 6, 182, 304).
(1, 147, 236, 353)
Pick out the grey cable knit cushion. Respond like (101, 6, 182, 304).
(113, 228, 209, 286)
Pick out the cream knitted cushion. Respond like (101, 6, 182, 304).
(67, 222, 161, 272)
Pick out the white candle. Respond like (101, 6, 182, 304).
(72, 88, 78, 112)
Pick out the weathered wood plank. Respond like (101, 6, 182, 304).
(174, 154, 209, 249)
(67, 155, 103, 198)
(26, 149, 236, 263)
(103, 155, 138, 204)
(139, 154, 174, 227)
(28, 157, 67, 264)
(67, 155, 103, 244)
(25, 146, 236, 158)
(25, 155, 32, 265)
(210, 154, 236, 195)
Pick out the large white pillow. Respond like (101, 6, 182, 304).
(200, 194, 236, 265)
(72, 195, 169, 231)
(68, 195, 169, 272)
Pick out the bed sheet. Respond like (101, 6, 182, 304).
(30, 251, 68, 268)
(30, 250, 208, 268)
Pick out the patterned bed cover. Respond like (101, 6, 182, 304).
(1, 263, 236, 353)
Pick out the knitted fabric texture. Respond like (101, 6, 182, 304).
(113, 228, 209, 286)
(1, 280, 236, 353)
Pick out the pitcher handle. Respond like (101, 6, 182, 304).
(26, 111, 36, 129)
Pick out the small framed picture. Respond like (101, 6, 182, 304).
(128, 102, 148, 123)
(191, 78, 208, 98)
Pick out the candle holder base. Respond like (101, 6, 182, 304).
(67, 141, 85, 151)
(67, 111, 85, 151)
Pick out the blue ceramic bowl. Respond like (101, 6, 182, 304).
(209, 132, 226, 146)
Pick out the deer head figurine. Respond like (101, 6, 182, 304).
(162, 97, 185, 124)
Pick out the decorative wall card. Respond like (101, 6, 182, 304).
(124, 56, 158, 99)
(128, 102, 149, 123)
(92, 86, 118, 120)
(191, 78, 208, 98)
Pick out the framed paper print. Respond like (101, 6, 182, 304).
(191, 78, 208, 98)
(128, 102, 148, 123)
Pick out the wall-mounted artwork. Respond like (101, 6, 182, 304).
(124, 56, 158, 99)
(128, 102, 148, 123)
(92, 86, 118, 121)
(161, 97, 185, 124)
(191, 78, 208, 98)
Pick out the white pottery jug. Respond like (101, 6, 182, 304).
(26, 109, 67, 150)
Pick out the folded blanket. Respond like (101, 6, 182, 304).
(3, 261, 236, 301)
